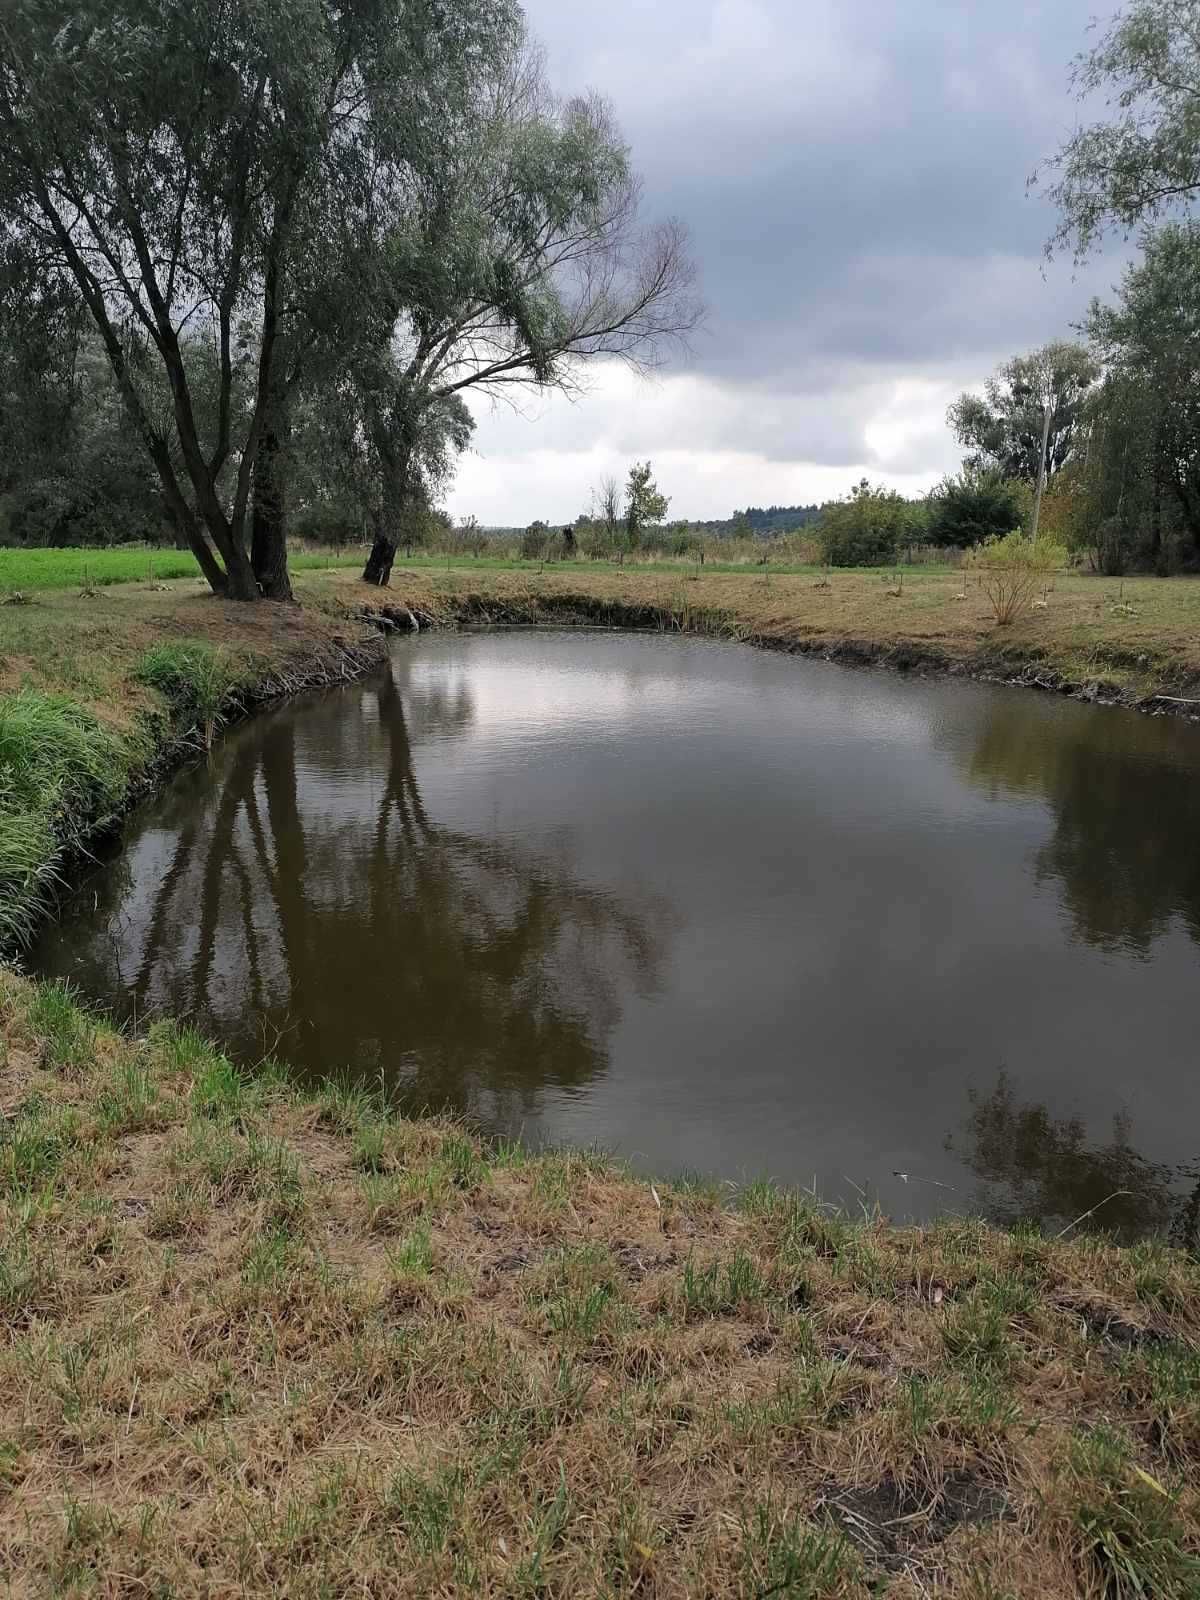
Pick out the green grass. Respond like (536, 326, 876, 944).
(0, 693, 131, 946)
(136, 640, 249, 740)
(0, 542, 963, 595)
(0, 545, 364, 593)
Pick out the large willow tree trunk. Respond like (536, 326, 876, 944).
(362, 529, 397, 586)
(360, 447, 412, 587)
(249, 401, 294, 601)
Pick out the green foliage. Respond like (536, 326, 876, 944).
(0, 0, 526, 597)
(0, 316, 168, 549)
(927, 470, 1026, 547)
(816, 478, 913, 566)
(948, 342, 1099, 485)
(1041, 0, 1200, 259)
(521, 520, 553, 560)
(624, 462, 670, 548)
(1082, 224, 1200, 569)
(26, 981, 97, 1073)
(0, 692, 128, 947)
(136, 643, 245, 735)
(967, 532, 1068, 625)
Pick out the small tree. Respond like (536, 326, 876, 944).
(592, 475, 622, 551)
(624, 461, 669, 549)
(817, 479, 909, 566)
(967, 532, 1067, 625)
(454, 515, 488, 558)
(521, 519, 551, 560)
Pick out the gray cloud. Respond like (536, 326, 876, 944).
(529, 0, 1112, 365)
(455, 0, 1125, 522)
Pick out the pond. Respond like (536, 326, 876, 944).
(30, 630, 1200, 1238)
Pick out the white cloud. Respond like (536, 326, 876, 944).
(447, 364, 964, 524)
(433, 0, 1126, 527)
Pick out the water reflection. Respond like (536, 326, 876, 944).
(948, 1072, 1200, 1246)
(965, 701, 1200, 954)
(45, 655, 667, 1123)
(31, 633, 1200, 1232)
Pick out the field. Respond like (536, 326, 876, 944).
(1, 966, 1198, 1597)
(0, 545, 364, 593)
(0, 543, 958, 595)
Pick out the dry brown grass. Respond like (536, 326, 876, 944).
(2, 970, 1198, 1597)
(311, 563, 1200, 703)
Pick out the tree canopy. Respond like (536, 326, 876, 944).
(947, 342, 1098, 487)
(926, 470, 1025, 548)
(0, 2, 697, 597)
(1039, 0, 1200, 259)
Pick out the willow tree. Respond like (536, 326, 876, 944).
(947, 342, 1098, 488)
(357, 57, 701, 586)
(1037, 0, 1200, 259)
(0, 0, 521, 599)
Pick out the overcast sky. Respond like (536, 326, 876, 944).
(448, 0, 1123, 526)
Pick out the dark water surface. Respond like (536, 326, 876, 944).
(31, 631, 1200, 1237)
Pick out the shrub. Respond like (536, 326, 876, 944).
(967, 532, 1067, 625)
(520, 520, 553, 560)
(926, 470, 1027, 548)
(816, 479, 911, 566)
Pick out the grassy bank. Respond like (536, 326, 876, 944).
(0, 580, 383, 949)
(322, 563, 1200, 706)
(1, 968, 1198, 1596)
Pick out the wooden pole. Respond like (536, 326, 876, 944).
(1030, 398, 1052, 543)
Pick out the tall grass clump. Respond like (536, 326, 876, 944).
(136, 641, 245, 746)
(0, 691, 129, 948)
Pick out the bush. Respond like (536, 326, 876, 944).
(292, 501, 365, 549)
(817, 479, 911, 566)
(576, 521, 615, 559)
(926, 471, 1027, 548)
(521, 521, 552, 560)
(967, 532, 1068, 625)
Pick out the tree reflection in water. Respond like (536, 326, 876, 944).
(49, 655, 668, 1126)
(964, 700, 1200, 954)
(948, 1072, 1199, 1247)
